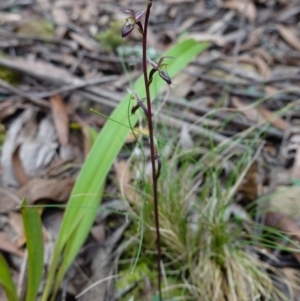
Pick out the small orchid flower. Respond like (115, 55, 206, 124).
(148, 56, 174, 85)
(121, 8, 144, 38)
(127, 87, 148, 115)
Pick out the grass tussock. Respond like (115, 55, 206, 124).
(117, 132, 300, 301)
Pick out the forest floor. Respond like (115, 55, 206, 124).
(1, 0, 300, 300)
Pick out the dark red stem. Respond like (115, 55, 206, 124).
(142, 1, 162, 300)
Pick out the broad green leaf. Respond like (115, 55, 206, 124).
(42, 39, 209, 301)
(50, 182, 104, 299)
(0, 253, 19, 301)
(21, 200, 44, 301)
(88, 126, 98, 147)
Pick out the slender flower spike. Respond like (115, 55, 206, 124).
(121, 8, 144, 38)
(148, 56, 174, 85)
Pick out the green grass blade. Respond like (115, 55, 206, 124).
(21, 200, 44, 301)
(42, 39, 209, 301)
(0, 253, 19, 301)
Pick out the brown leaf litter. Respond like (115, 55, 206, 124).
(1, 0, 300, 299)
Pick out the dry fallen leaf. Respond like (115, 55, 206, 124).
(50, 94, 69, 146)
(51, 6, 69, 38)
(222, 0, 257, 23)
(0, 231, 24, 257)
(80, 0, 99, 23)
(69, 32, 100, 52)
(292, 145, 300, 179)
(269, 186, 300, 218)
(164, 0, 194, 3)
(91, 224, 106, 245)
(258, 107, 288, 131)
(8, 212, 26, 247)
(240, 27, 263, 51)
(237, 162, 258, 206)
(12, 145, 29, 185)
(265, 212, 300, 264)
(126, 128, 149, 143)
(231, 96, 265, 123)
(115, 160, 140, 206)
(18, 115, 58, 178)
(0, 56, 75, 85)
(253, 54, 271, 79)
(1, 108, 37, 187)
(0, 100, 25, 121)
(277, 24, 300, 52)
(187, 33, 226, 47)
(179, 124, 194, 150)
(0, 178, 74, 213)
(264, 85, 278, 96)
(231, 96, 287, 130)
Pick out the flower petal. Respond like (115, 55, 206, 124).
(148, 59, 159, 69)
(134, 10, 144, 22)
(127, 88, 140, 101)
(121, 8, 135, 17)
(158, 56, 174, 66)
(121, 23, 134, 38)
(158, 70, 172, 85)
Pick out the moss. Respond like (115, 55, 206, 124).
(116, 262, 184, 300)
(0, 67, 22, 85)
(95, 20, 123, 52)
(17, 20, 55, 38)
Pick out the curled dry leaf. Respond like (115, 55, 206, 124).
(1, 108, 37, 187)
(0, 178, 74, 213)
(12, 145, 29, 185)
(0, 100, 25, 121)
(19, 116, 58, 178)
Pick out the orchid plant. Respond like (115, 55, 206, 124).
(120, 1, 173, 300)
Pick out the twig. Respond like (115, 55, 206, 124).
(0, 78, 50, 108)
(32, 76, 117, 99)
(157, 113, 248, 151)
